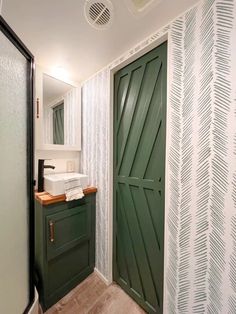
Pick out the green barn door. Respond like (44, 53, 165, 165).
(114, 42, 167, 314)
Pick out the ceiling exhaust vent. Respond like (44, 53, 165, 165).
(84, 0, 114, 30)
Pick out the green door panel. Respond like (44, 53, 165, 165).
(113, 42, 167, 314)
(46, 204, 90, 261)
(47, 241, 90, 295)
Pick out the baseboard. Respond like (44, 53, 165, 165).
(94, 268, 111, 286)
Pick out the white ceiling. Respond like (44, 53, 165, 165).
(2, 0, 199, 82)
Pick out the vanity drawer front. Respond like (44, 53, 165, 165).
(45, 197, 87, 214)
(46, 204, 91, 261)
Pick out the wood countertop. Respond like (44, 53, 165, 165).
(35, 187, 97, 206)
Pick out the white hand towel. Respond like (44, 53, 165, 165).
(64, 178, 84, 202)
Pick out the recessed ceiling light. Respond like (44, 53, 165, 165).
(125, 0, 162, 15)
(52, 67, 68, 81)
(132, 0, 154, 9)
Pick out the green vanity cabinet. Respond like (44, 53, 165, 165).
(34, 191, 96, 311)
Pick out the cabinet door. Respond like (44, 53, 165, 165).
(46, 204, 90, 261)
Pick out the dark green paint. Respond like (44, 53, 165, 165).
(113, 42, 167, 314)
(35, 193, 96, 311)
(53, 102, 64, 145)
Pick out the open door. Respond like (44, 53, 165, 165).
(0, 17, 34, 313)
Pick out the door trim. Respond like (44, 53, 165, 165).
(108, 31, 171, 311)
(0, 16, 35, 313)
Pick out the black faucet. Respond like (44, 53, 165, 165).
(38, 159, 55, 192)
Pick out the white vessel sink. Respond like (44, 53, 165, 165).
(44, 172, 89, 196)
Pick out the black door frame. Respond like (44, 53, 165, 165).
(0, 16, 35, 313)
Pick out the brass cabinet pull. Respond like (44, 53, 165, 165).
(49, 220, 55, 243)
(36, 98, 39, 118)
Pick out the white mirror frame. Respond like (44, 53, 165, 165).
(35, 65, 81, 151)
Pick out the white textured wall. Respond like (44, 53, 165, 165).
(81, 70, 110, 275)
(0, 0, 3, 15)
(81, 0, 236, 312)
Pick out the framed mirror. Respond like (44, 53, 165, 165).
(35, 66, 81, 151)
